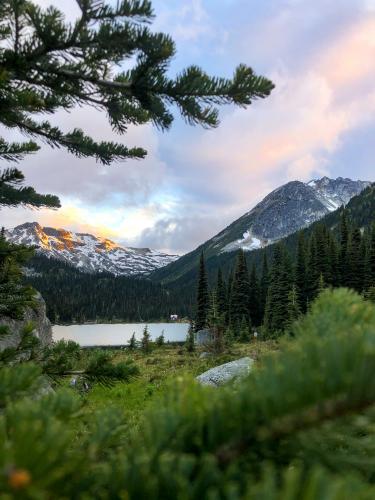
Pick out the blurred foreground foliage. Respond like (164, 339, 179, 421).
(1, 288, 375, 498)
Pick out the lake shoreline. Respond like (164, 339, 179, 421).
(53, 322, 190, 347)
(52, 320, 189, 327)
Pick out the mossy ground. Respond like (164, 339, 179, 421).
(81, 340, 278, 430)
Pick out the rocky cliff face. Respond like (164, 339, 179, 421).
(0, 293, 52, 351)
(210, 177, 371, 253)
(5, 223, 179, 276)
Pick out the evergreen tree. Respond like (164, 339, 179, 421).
(248, 263, 261, 326)
(263, 244, 293, 335)
(317, 273, 326, 295)
(195, 252, 209, 332)
(208, 289, 225, 353)
(285, 285, 301, 331)
(295, 232, 308, 312)
(306, 233, 319, 303)
(365, 222, 375, 290)
(259, 253, 269, 322)
(315, 224, 333, 285)
(0, 231, 36, 318)
(0, 0, 273, 179)
(185, 321, 195, 353)
(229, 249, 250, 328)
(128, 332, 137, 350)
(239, 315, 251, 342)
(329, 237, 339, 287)
(338, 210, 350, 286)
(216, 268, 227, 323)
(224, 325, 235, 346)
(347, 227, 364, 293)
(155, 330, 165, 347)
(140, 325, 151, 353)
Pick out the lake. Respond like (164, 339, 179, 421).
(53, 322, 189, 347)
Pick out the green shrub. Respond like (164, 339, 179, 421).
(85, 350, 139, 382)
(1, 289, 375, 498)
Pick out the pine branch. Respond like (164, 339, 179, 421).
(0, 0, 274, 164)
(216, 396, 375, 467)
(0, 168, 60, 208)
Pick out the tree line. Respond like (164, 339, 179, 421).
(195, 212, 375, 337)
(27, 255, 192, 323)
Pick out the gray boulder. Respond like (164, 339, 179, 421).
(196, 357, 253, 387)
(0, 292, 52, 351)
(195, 329, 213, 345)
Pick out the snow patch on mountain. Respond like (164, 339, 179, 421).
(219, 177, 371, 254)
(5, 222, 178, 276)
(221, 230, 264, 253)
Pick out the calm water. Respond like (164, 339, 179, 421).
(53, 322, 189, 347)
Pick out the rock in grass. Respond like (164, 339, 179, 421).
(196, 357, 253, 387)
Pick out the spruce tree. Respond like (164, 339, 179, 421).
(329, 237, 340, 287)
(259, 253, 269, 322)
(306, 233, 319, 303)
(317, 273, 326, 295)
(295, 232, 308, 312)
(195, 252, 209, 332)
(365, 222, 375, 290)
(0, 231, 36, 318)
(224, 325, 235, 346)
(140, 325, 151, 353)
(185, 321, 195, 353)
(216, 268, 227, 323)
(155, 330, 165, 347)
(263, 244, 293, 335)
(315, 224, 332, 285)
(347, 227, 364, 293)
(239, 315, 251, 342)
(285, 284, 301, 330)
(229, 249, 250, 329)
(338, 210, 350, 286)
(207, 290, 225, 353)
(128, 332, 137, 350)
(248, 263, 261, 326)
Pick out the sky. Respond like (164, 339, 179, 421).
(2, 0, 375, 254)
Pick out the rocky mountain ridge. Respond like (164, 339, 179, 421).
(151, 176, 372, 285)
(5, 222, 178, 276)
(212, 176, 371, 254)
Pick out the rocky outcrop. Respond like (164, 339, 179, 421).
(0, 293, 52, 351)
(196, 357, 254, 387)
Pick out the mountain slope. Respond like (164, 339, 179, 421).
(6, 222, 178, 276)
(152, 177, 371, 286)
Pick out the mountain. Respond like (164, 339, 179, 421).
(26, 255, 191, 323)
(6, 222, 178, 276)
(205, 176, 371, 254)
(151, 177, 371, 285)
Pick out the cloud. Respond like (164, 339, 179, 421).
(154, 0, 212, 43)
(164, 13, 375, 217)
(137, 213, 228, 255)
(3, 1, 375, 255)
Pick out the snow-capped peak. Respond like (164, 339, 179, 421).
(5, 223, 179, 276)
(215, 176, 371, 254)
